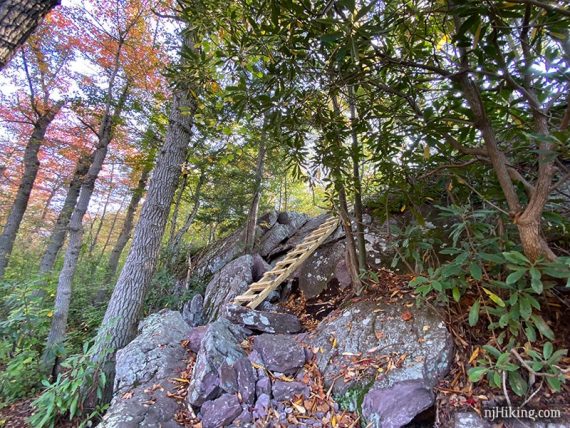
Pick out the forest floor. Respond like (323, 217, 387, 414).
(2, 268, 569, 428)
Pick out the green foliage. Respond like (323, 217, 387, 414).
(29, 340, 111, 428)
(0, 277, 52, 405)
(403, 204, 569, 397)
(335, 381, 374, 416)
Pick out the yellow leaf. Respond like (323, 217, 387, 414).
(482, 287, 506, 307)
(331, 414, 338, 427)
(447, 182, 453, 191)
(436, 34, 450, 51)
(469, 347, 480, 364)
(423, 145, 431, 159)
(47, 311, 53, 318)
(400, 204, 406, 212)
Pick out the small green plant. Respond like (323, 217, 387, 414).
(29, 340, 111, 428)
(335, 381, 374, 415)
(405, 204, 570, 398)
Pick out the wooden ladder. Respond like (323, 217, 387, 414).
(233, 216, 339, 309)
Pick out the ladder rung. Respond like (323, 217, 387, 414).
(249, 283, 270, 291)
(275, 260, 293, 268)
(234, 295, 257, 302)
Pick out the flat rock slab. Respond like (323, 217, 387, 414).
(305, 299, 453, 395)
(362, 380, 434, 428)
(223, 304, 302, 334)
(99, 310, 190, 428)
(252, 334, 306, 374)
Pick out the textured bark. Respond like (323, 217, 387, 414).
(168, 173, 188, 245)
(0, 0, 60, 70)
(244, 138, 267, 253)
(105, 166, 150, 281)
(0, 103, 62, 278)
(41, 82, 129, 374)
(39, 154, 91, 274)
(90, 33, 197, 404)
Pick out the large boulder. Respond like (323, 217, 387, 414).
(187, 318, 250, 406)
(202, 255, 254, 322)
(223, 304, 302, 334)
(98, 310, 191, 428)
(258, 212, 308, 257)
(305, 299, 453, 427)
(295, 240, 347, 299)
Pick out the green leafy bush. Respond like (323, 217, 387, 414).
(403, 204, 569, 397)
(29, 340, 111, 428)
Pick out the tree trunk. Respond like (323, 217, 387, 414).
(39, 153, 91, 274)
(348, 85, 367, 272)
(244, 138, 267, 253)
(41, 84, 129, 375)
(90, 33, 196, 405)
(105, 166, 150, 282)
(0, 103, 62, 278)
(0, 0, 60, 70)
(170, 169, 205, 252)
(89, 163, 115, 256)
(338, 184, 363, 294)
(168, 172, 188, 246)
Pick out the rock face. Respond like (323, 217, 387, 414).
(202, 255, 254, 322)
(305, 299, 453, 427)
(99, 310, 191, 428)
(295, 240, 346, 299)
(258, 212, 308, 257)
(182, 294, 204, 327)
(223, 304, 302, 334)
(187, 318, 250, 406)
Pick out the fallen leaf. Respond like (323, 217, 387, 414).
(401, 311, 413, 321)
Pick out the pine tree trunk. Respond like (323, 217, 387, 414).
(244, 138, 267, 253)
(105, 167, 150, 282)
(0, 0, 60, 70)
(90, 35, 196, 404)
(0, 104, 61, 278)
(39, 154, 91, 274)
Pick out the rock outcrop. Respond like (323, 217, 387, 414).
(304, 298, 454, 427)
(102, 211, 454, 428)
(98, 310, 191, 427)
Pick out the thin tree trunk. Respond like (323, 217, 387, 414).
(0, 102, 62, 278)
(338, 184, 363, 294)
(244, 138, 267, 253)
(41, 82, 129, 375)
(105, 166, 150, 282)
(348, 85, 367, 272)
(170, 169, 205, 252)
(89, 163, 115, 256)
(90, 31, 197, 405)
(168, 172, 188, 246)
(39, 153, 91, 274)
